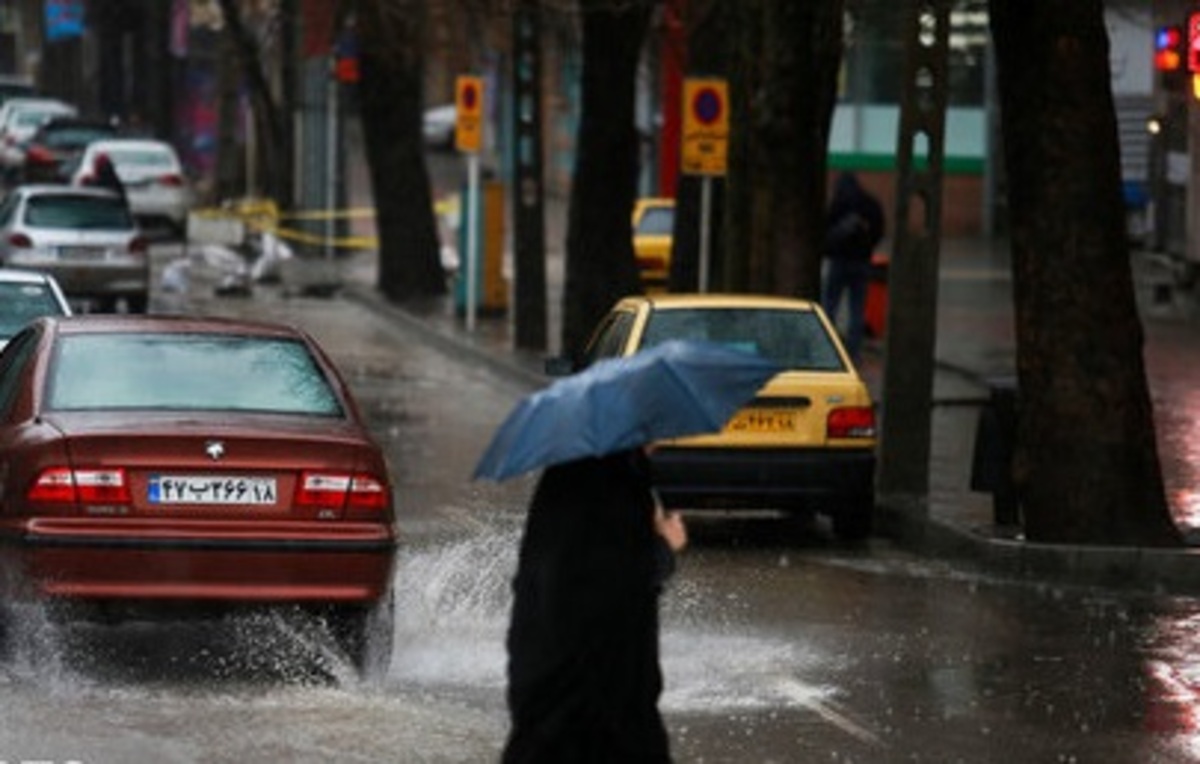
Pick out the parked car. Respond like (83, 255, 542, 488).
(0, 184, 150, 312)
(21, 116, 118, 183)
(0, 97, 76, 182)
(569, 293, 878, 540)
(0, 314, 398, 675)
(632, 197, 675, 292)
(0, 75, 36, 106)
(423, 103, 457, 150)
(68, 137, 192, 236)
(0, 268, 71, 349)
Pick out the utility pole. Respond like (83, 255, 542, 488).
(511, 0, 548, 351)
(877, 1, 950, 526)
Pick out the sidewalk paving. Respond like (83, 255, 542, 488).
(326, 234, 1200, 594)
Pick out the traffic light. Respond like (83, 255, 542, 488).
(1157, 25, 1185, 91)
(1157, 25, 1183, 71)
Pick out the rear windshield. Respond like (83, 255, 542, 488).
(0, 282, 65, 338)
(641, 307, 846, 371)
(24, 194, 133, 229)
(43, 126, 113, 148)
(48, 333, 345, 415)
(105, 148, 177, 169)
(637, 206, 674, 236)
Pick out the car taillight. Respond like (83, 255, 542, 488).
(27, 467, 131, 505)
(158, 174, 184, 187)
(827, 407, 876, 439)
(294, 471, 389, 511)
(78, 174, 95, 185)
(25, 146, 52, 163)
(129, 235, 149, 254)
(7, 233, 32, 249)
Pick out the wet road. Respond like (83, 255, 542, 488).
(2, 251, 1200, 763)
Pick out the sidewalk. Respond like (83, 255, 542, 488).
(331, 235, 1200, 594)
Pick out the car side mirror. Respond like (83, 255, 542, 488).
(543, 355, 576, 377)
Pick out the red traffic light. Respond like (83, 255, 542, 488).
(1157, 25, 1183, 72)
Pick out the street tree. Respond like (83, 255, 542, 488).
(560, 0, 655, 356)
(216, 0, 293, 205)
(354, 0, 447, 301)
(988, 0, 1181, 546)
(724, 1, 842, 297)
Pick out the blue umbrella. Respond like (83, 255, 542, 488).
(473, 339, 782, 481)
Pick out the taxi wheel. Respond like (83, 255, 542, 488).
(831, 496, 874, 541)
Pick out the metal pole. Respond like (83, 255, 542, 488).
(325, 69, 337, 260)
(466, 152, 481, 332)
(699, 175, 712, 292)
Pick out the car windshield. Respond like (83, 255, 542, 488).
(47, 333, 345, 415)
(24, 194, 133, 229)
(640, 307, 846, 371)
(637, 206, 674, 236)
(105, 148, 176, 168)
(43, 126, 112, 148)
(0, 282, 64, 338)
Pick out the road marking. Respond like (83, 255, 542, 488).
(775, 676, 883, 746)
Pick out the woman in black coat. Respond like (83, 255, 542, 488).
(502, 450, 686, 764)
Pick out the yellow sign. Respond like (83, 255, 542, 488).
(681, 78, 728, 176)
(455, 75, 484, 153)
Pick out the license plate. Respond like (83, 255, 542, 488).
(727, 410, 797, 433)
(58, 246, 106, 259)
(148, 475, 278, 505)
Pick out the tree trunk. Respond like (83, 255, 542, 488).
(723, 1, 840, 296)
(355, 0, 446, 301)
(988, 0, 1181, 546)
(670, 0, 729, 294)
(217, 0, 287, 203)
(560, 0, 653, 357)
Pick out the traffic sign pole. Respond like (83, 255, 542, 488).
(681, 78, 728, 293)
(456, 76, 484, 331)
(699, 177, 712, 292)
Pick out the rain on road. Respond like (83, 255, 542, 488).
(0, 252, 1198, 763)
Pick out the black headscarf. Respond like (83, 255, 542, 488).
(502, 451, 673, 764)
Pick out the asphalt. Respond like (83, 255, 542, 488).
(312, 234, 1200, 595)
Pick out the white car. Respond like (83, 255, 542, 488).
(0, 97, 77, 180)
(0, 185, 150, 313)
(423, 104, 457, 150)
(0, 268, 71, 350)
(69, 138, 193, 236)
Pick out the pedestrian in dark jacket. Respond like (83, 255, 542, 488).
(821, 172, 885, 361)
(87, 153, 127, 203)
(502, 450, 686, 764)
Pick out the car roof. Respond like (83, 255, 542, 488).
(0, 267, 57, 285)
(9, 185, 127, 205)
(37, 313, 310, 340)
(617, 293, 821, 312)
(83, 137, 178, 154)
(33, 116, 114, 132)
(0, 97, 73, 114)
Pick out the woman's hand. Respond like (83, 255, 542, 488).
(655, 505, 688, 553)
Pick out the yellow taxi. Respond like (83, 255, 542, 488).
(632, 197, 675, 292)
(577, 293, 877, 539)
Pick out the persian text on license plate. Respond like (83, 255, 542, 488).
(58, 246, 106, 259)
(148, 475, 278, 505)
(728, 410, 797, 432)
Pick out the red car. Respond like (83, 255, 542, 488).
(0, 314, 398, 675)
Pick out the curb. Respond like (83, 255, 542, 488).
(343, 279, 1200, 596)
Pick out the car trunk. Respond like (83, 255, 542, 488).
(38, 412, 382, 521)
